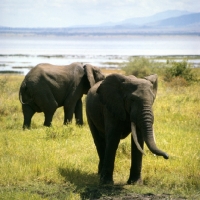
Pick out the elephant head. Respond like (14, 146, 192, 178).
(97, 73, 168, 158)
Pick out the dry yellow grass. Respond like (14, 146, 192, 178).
(0, 72, 199, 199)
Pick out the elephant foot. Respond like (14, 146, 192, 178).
(75, 120, 83, 126)
(43, 122, 51, 127)
(23, 126, 30, 130)
(100, 175, 114, 185)
(127, 177, 143, 185)
(100, 178, 114, 185)
(76, 122, 83, 126)
(98, 166, 103, 175)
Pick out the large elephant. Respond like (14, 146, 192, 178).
(86, 73, 169, 185)
(19, 62, 105, 129)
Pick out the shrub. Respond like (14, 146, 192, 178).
(122, 57, 166, 77)
(167, 77, 189, 87)
(164, 61, 197, 83)
(122, 57, 153, 77)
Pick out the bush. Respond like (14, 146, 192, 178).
(164, 61, 197, 83)
(167, 77, 189, 87)
(122, 57, 153, 77)
(122, 57, 166, 77)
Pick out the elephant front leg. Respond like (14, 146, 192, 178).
(94, 136, 106, 175)
(127, 134, 144, 184)
(87, 115, 106, 175)
(100, 136, 120, 185)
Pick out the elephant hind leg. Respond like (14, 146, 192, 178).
(74, 99, 83, 125)
(38, 94, 58, 127)
(22, 104, 35, 129)
(63, 102, 76, 125)
(43, 111, 55, 127)
(43, 101, 57, 127)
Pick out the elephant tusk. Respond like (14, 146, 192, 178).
(131, 123, 145, 155)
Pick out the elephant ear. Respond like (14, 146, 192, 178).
(97, 74, 127, 121)
(84, 64, 105, 87)
(83, 64, 96, 87)
(144, 74, 158, 99)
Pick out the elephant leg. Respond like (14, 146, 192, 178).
(100, 132, 121, 185)
(43, 111, 55, 127)
(36, 93, 58, 127)
(94, 133, 106, 175)
(63, 101, 77, 125)
(87, 117, 106, 174)
(63, 107, 74, 124)
(74, 99, 83, 125)
(22, 104, 35, 129)
(127, 132, 144, 184)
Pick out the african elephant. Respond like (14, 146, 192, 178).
(86, 73, 169, 185)
(19, 62, 105, 129)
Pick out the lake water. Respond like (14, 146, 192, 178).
(0, 35, 200, 74)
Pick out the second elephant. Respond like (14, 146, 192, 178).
(19, 62, 105, 129)
(86, 73, 169, 185)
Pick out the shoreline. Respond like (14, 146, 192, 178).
(1, 32, 200, 39)
(0, 54, 200, 75)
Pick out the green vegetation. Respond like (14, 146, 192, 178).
(122, 56, 176, 78)
(0, 72, 200, 199)
(122, 57, 199, 86)
(164, 61, 197, 83)
(122, 57, 155, 78)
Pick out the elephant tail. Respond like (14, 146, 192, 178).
(19, 81, 26, 104)
(19, 81, 32, 104)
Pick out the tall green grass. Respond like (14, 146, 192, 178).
(0, 74, 200, 199)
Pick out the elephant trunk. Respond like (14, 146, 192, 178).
(140, 106, 169, 159)
(143, 122, 169, 159)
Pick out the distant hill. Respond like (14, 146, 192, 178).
(0, 10, 199, 36)
(117, 10, 191, 26)
(147, 12, 200, 27)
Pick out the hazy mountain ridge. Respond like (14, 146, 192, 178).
(0, 10, 199, 35)
(117, 10, 191, 26)
(146, 12, 200, 27)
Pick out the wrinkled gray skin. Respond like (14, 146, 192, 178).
(86, 73, 169, 185)
(19, 62, 105, 129)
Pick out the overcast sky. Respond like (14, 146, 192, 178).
(0, 0, 199, 27)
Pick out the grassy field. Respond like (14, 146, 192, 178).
(0, 71, 200, 199)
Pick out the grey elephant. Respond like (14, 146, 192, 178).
(19, 62, 105, 129)
(86, 73, 169, 185)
